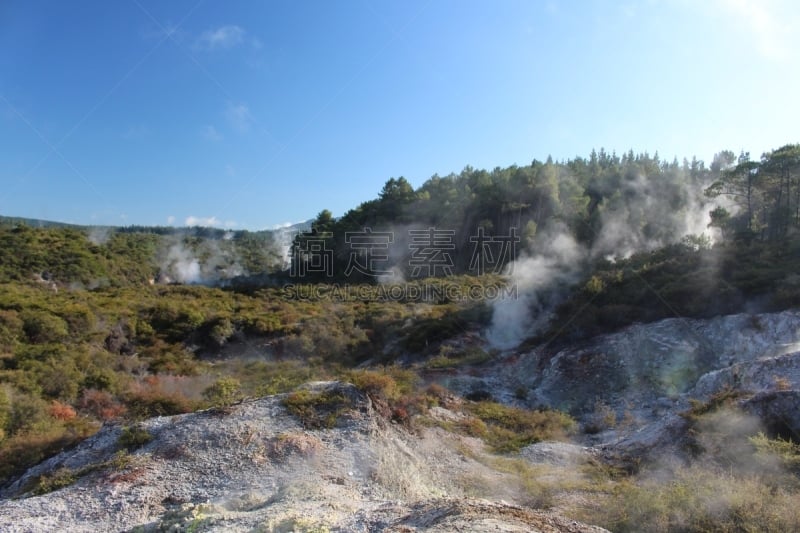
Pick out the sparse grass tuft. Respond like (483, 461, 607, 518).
(30, 467, 77, 495)
(682, 387, 748, 421)
(267, 431, 323, 458)
(282, 389, 354, 429)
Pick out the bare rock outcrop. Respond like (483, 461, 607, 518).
(0, 382, 606, 532)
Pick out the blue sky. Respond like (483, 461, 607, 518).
(1, 0, 799, 230)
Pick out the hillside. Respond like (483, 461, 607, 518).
(2, 145, 800, 531)
(0, 220, 310, 287)
(3, 310, 800, 531)
(0, 381, 607, 532)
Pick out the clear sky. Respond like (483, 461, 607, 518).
(1, 0, 799, 230)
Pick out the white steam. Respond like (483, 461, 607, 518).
(487, 227, 584, 349)
(159, 237, 245, 285)
(487, 165, 723, 349)
(87, 227, 112, 246)
(165, 242, 202, 284)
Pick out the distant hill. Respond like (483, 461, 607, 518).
(0, 215, 85, 229)
(0, 216, 312, 286)
(0, 215, 311, 237)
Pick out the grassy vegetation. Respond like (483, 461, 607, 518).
(568, 391, 800, 532)
(588, 466, 800, 532)
(447, 397, 800, 533)
(282, 389, 355, 430)
(117, 425, 154, 451)
(461, 401, 576, 453)
(23, 449, 139, 497)
(542, 238, 800, 343)
(2, 220, 800, 532)
(29, 467, 78, 496)
(681, 387, 749, 421)
(0, 268, 500, 484)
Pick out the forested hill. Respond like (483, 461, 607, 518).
(0, 222, 297, 287)
(291, 144, 800, 281)
(2, 144, 800, 292)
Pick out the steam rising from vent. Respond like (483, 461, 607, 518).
(487, 164, 722, 350)
(590, 171, 720, 259)
(272, 221, 312, 270)
(158, 235, 247, 285)
(87, 227, 112, 246)
(165, 242, 202, 284)
(487, 227, 584, 349)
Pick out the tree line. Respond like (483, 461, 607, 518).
(705, 144, 800, 241)
(294, 145, 800, 281)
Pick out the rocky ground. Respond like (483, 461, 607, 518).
(0, 382, 607, 532)
(3, 309, 800, 532)
(443, 310, 800, 458)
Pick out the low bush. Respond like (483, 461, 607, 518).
(582, 466, 800, 533)
(282, 389, 354, 430)
(47, 400, 77, 421)
(462, 401, 576, 453)
(77, 389, 127, 420)
(682, 387, 748, 421)
(30, 467, 77, 495)
(118, 425, 153, 450)
(202, 377, 242, 408)
(124, 388, 195, 419)
(425, 347, 491, 369)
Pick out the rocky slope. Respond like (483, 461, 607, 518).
(0, 382, 606, 532)
(4, 309, 800, 531)
(444, 309, 800, 459)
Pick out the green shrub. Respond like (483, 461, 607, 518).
(118, 425, 153, 450)
(58, 304, 96, 338)
(207, 316, 235, 347)
(0, 310, 23, 351)
(31, 467, 77, 495)
(402, 313, 466, 353)
(82, 368, 119, 393)
(20, 310, 69, 344)
(202, 377, 242, 407)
